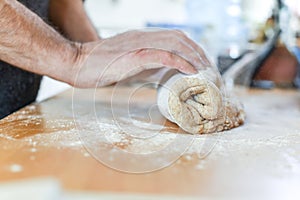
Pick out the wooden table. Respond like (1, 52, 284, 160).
(0, 86, 300, 199)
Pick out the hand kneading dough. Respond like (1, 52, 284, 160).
(157, 69, 245, 134)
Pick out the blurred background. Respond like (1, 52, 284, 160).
(37, 0, 300, 101)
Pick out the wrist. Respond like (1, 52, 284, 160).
(63, 41, 84, 86)
(64, 39, 105, 88)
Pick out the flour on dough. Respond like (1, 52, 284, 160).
(157, 69, 245, 134)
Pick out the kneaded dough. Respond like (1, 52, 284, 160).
(157, 69, 245, 134)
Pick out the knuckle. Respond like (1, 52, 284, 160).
(134, 49, 149, 58)
(164, 51, 176, 62)
(172, 29, 188, 39)
(175, 29, 186, 36)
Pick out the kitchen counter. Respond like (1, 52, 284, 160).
(0, 86, 300, 199)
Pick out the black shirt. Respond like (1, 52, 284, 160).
(0, 0, 49, 119)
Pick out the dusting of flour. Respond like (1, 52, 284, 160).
(0, 89, 300, 174)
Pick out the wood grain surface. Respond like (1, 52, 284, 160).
(0, 86, 300, 199)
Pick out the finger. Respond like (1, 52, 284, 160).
(172, 30, 212, 67)
(150, 30, 205, 69)
(78, 29, 212, 87)
(103, 29, 205, 71)
(95, 48, 199, 87)
(131, 48, 198, 74)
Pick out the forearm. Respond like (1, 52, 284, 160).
(49, 0, 99, 42)
(0, 0, 200, 89)
(0, 0, 79, 84)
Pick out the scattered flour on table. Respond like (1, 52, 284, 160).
(1, 90, 300, 173)
(9, 164, 23, 173)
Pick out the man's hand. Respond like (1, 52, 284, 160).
(71, 29, 210, 88)
(0, 0, 209, 89)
